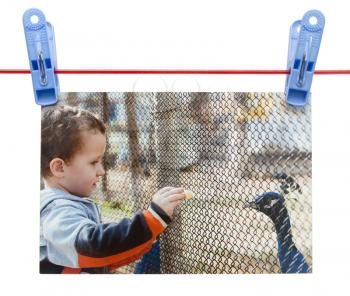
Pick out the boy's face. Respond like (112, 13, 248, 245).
(61, 130, 106, 197)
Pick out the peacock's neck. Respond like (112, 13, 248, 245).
(273, 212, 310, 273)
(273, 208, 293, 244)
(268, 204, 310, 273)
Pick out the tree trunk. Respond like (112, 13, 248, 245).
(125, 93, 142, 212)
(101, 92, 110, 200)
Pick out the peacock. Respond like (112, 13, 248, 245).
(246, 191, 310, 273)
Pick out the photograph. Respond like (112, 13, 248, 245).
(40, 92, 312, 274)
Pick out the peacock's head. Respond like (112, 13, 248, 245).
(245, 191, 287, 222)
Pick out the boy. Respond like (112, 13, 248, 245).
(40, 105, 185, 274)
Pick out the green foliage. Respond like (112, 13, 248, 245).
(95, 199, 134, 219)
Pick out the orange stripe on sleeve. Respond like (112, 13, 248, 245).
(143, 209, 166, 239)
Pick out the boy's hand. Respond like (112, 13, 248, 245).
(152, 187, 186, 218)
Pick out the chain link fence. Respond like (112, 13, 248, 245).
(50, 92, 311, 274)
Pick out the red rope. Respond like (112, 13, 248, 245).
(0, 69, 350, 75)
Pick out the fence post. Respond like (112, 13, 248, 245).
(154, 93, 182, 273)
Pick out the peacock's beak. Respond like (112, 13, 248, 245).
(244, 201, 259, 210)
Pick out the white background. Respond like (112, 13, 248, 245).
(1, 0, 349, 295)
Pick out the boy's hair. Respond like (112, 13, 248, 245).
(41, 105, 106, 178)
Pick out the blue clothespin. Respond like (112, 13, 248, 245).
(285, 10, 325, 107)
(23, 9, 59, 106)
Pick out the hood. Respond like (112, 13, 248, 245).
(40, 187, 94, 213)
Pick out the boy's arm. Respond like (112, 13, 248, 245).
(42, 200, 169, 269)
(75, 203, 169, 269)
